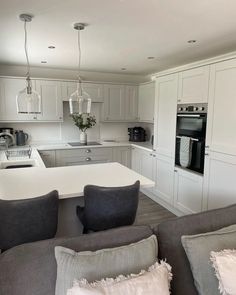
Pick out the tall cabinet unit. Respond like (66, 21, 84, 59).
(203, 59, 236, 210)
(178, 66, 209, 103)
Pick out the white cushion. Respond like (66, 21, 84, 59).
(211, 249, 236, 295)
(67, 261, 172, 295)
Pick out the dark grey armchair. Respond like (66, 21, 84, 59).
(0, 190, 59, 251)
(77, 181, 140, 233)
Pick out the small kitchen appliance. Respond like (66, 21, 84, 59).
(128, 127, 146, 142)
(0, 127, 15, 147)
(15, 130, 29, 146)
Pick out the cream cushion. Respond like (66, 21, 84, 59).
(67, 261, 172, 295)
(211, 249, 236, 295)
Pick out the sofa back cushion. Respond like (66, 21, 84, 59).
(0, 225, 152, 295)
(154, 203, 236, 295)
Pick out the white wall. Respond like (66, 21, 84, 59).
(0, 64, 149, 84)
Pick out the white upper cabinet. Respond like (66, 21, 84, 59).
(206, 59, 236, 155)
(174, 167, 203, 214)
(35, 80, 63, 121)
(178, 66, 210, 103)
(138, 82, 155, 123)
(125, 85, 138, 121)
(0, 78, 37, 122)
(61, 82, 104, 103)
(154, 74, 178, 158)
(102, 84, 125, 121)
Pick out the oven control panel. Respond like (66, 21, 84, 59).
(177, 103, 208, 113)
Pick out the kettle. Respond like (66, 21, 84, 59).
(15, 130, 29, 146)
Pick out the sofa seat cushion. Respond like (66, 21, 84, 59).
(154, 203, 236, 295)
(0, 225, 153, 295)
(55, 235, 158, 295)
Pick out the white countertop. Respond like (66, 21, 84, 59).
(0, 162, 154, 200)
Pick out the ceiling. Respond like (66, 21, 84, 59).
(1, 0, 236, 75)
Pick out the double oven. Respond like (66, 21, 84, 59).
(175, 103, 207, 174)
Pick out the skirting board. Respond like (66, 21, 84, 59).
(141, 188, 184, 217)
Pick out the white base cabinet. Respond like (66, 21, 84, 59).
(153, 154, 175, 206)
(131, 146, 154, 180)
(112, 146, 131, 168)
(174, 168, 203, 214)
(56, 148, 113, 167)
(39, 150, 56, 168)
(203, 152, 236, 210)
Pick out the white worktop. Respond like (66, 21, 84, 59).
(0, 162, 154, 200)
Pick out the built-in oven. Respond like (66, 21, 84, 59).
(175, 103, 207, 174)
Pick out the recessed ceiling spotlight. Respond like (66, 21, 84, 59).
(187, 40, 197, 44)
(41, 61, 47, 64)
(121, 68, 127, 71)
(48, 45, 55, 49)
(147, 56, 155, 60)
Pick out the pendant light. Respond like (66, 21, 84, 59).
(16, 14, 41, 114)
(69, 23, 91, 115)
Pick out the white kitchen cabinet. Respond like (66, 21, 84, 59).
(55, 147, 113, 167)
(35, 80, 63, 121)
(203, 151, 236, 210)
(174, 168, 203, 214)
(61, 82, 104, 102)
(0, 78, 37, 122)
(125, 86, 138, 121)
(39, 150, 56, 167)
(154, 74, 178, 157)
(153, 154, 175, 206)
(112, 146, 131, 168)
(206, 59, 236, 155)
(131, 146, 154, 180)
(138, 82, 155, 123)
(102, 84, 125, 121)
(178, 66, 209, 103)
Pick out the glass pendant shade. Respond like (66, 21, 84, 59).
(16, 78, 41, 114)
(69, 83, 92, 115)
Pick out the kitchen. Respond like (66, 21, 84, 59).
(1, 1, 236, 231)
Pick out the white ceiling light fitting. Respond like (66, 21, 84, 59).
(16, 14, 41, 114)
(69, 23, 91, 115)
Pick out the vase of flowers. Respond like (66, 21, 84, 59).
(71, 113, 96, 144)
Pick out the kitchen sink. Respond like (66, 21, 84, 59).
(0, 159, 38, 169)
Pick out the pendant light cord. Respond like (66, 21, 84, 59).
(77, 28, 82, 82)
(24, 20, 30, 79)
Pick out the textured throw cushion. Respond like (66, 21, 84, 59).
(181, 224, 236, 295)
(55, 235, 158, 295)
(67, 261, 172, 295)
(211, 249, 236, 295)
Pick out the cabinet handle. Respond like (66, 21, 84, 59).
(86, 149, 91, 153)
(149, 153, 153, 156)
(59, 116, 62, 120)
(86, 157, 91, 161)
(153, 154, 156, 157)
(205, 145, 209, 148)
(33, 116, 37, 120)
(174, 169, 177, 172)
(177, 99, 181, 102)
(205, 153, 209, 156)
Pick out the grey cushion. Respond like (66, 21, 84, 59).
(0, 190, 59, 251)
(181, 224, 236, 295)
(0, 225, 153, 295)
(55, 235, 157, 295)
(154, 203, 236, 295)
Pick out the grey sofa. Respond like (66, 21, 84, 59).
(1, 203, 236, 295)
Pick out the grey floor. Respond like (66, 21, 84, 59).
(56, 192, 176, 237)
(134, 192, 176, 229)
